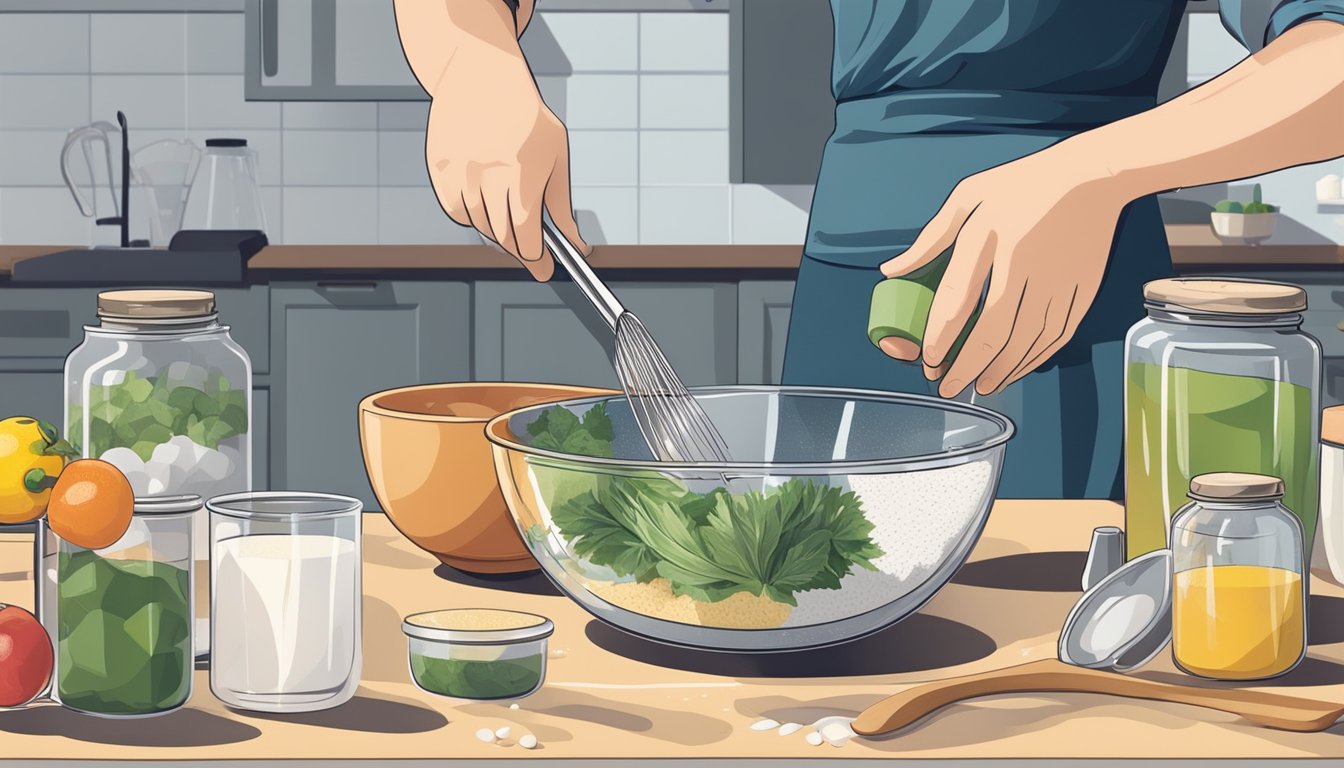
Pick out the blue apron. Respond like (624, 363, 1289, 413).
(781, 0, 1344, 499)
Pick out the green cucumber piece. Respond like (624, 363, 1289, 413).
(867, 275, 982, 367)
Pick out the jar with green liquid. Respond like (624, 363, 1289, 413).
(1124, 278, 1320, 561)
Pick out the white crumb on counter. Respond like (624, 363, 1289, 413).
(494, 726, 511, 740)
(778, 722, 803, 736)
(814, 716, 856, 746)
(509, 703, 520, 710)
(750, 718, 781, 731)
(475, 728, 496, 743)
(805, 732, 824, 747)
(519, 734, 539, 750)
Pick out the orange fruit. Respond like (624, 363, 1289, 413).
(48, 459, 134, 550)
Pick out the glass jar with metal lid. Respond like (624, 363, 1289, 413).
(1124, 278, 1320, 561)
(63, 289, 252, 661)
(35, 495, 199, 716)
(1171, 473, 1306, 681)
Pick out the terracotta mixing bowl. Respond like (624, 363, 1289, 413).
(359, 382, 615, 574)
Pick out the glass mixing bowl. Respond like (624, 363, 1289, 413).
(485, 386, 1014, 652)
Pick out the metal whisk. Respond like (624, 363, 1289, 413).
(541, 217, 732, 464)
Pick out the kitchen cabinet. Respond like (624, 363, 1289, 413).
(268, 281, 470, 507)
(473, 281, 738, 388)
(736, 280, 794, 384)
(0, 371, 63, 428)
(244, 0, 425, 101)
(252, 386, 270, 491)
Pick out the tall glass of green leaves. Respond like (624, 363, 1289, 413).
(49, 496, 197, 717)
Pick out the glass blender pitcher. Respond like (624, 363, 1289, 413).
(182, 139, 267, 233)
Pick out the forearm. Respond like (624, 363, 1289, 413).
(1066, 20, 1344, 200)
(393, 0, 530, 95)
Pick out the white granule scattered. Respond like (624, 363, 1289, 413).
(509, 703, 521, 710)
(805, 732, 824, 747)
(475, 728, 496, 743)
(751, 718, 781, 731)
(788, 461, 993, 626)
(778, 722, 803, 736)
(815, 716, 856, 746)
(519, 734, 539, 749)
(494, 726, 511, 740)
(549, 648, 568, 659)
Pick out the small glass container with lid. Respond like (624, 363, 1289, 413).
(36, 495, 198, 717)
(208, 492, 362, 713)
(402, 609, 554, 700)
(1171, 472, 1307, 681)
(1125, 278, 1320, 561)
(1319, 405, 1344, 582)
(64, 289, 252, 661)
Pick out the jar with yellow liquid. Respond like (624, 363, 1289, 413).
(1171, 472, 1307, 681)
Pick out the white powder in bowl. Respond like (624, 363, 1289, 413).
(787, 460, 993, 626)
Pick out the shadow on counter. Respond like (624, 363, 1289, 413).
(0, 705, 261, 747)
(433, 563, 562, 597)
(585, 612, 997, 678)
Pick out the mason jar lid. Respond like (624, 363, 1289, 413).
(1143, 278, 1306, 315)
(1324, 406, 1344, 447)
(133, 494, 203, 516)
(402, 609, 554, 646)
(98, 290, 216, 319)
(1188, 472, 1285, 502)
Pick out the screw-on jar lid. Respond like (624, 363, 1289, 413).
(98, 289, 216, 319)
(1188, 472, 1285, 502)
(1143, 277, 1306, 315)
(402, 609, 554, 646)
(1324, 406, 1344, 447)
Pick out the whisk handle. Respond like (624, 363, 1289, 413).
(542, 216, 624, 331)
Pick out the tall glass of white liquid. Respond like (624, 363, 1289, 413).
(207, 492, 362, 713)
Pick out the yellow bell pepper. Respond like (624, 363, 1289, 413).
(0, 417, 75, 524)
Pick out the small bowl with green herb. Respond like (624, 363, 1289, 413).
(402, 609, 553, 701)
(1211, 184, 1279, 245)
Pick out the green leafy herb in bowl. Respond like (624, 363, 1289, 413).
(522, 403, 886, 629)
(1212, 184, 1279, 245)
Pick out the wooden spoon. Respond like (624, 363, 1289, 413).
(852, 659, 1344, 736)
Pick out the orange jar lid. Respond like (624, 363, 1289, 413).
(1325, 406, 1344, 447)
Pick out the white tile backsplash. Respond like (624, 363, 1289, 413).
(640, 130, 728, 185)
(731, 184, 812, 244)
(186, 13, 244, 74)
(91, 14, 187, 74)
(569, 130, 639, 186)
(639, 12, 729, 72)
(282, 102, 378, 130)
(282, 186, 378, 244)
(639, 74, 729, 129)
(0, 14, 89, 74)
(0, 75, 89, 129)
(0, 187, 93, 245)
(377, 131, 429, 187)
(91, 74, 186, 129)
(640, 185, 731, 244)
(378, 186, 484, 245)
(186, 74, 280, 129)
(543, 74, 639, 129)
(4, 6, 1334, 248)
(282, 130, 378, 186)
(524, 12, 639, 74)
(571, 186, 639, 244)
(0, 131, 72, 186)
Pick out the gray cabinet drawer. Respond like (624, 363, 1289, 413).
(0, 370, 64, 426)
(0, 287, 269, 373)
(269, 281, 470, 508)
(737, 281, 794, 385)
(215, 286, 270, 375)
(0, 289, 99, 360)
(473, 281, 738, 388)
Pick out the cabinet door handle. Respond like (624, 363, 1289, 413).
(317, 281, 380, 291)
(261, 0, 279, 78)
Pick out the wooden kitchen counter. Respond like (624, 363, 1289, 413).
(3, 501, 1344, 764)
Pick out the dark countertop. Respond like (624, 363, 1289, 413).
(2, 227, 1342, 282)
